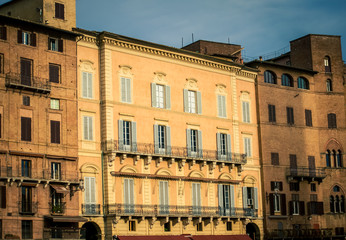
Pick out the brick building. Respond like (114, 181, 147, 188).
(0, 0, 84, 239)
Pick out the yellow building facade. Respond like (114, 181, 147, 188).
(76, 30, 263, 240)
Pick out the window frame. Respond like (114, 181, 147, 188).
(51, 162, 61, 180)
(21, 117, 31, 142)
(82, 71, 93, 99)
(48, 37, 63, 52)
(327, 113, 337, 129)
(55, 2, 65, 20)
(49, 63, 61, 83)
(305, 109, 312, 127)
(242, 101, 250, 123)
(286, 107, 294, 125)
(21, 220, 33, 239)
(21, 160, 31, 178)
(83, 116, 94, 141)
(120, 77, 132, 103)
(217, 94, 227, 118)
(243, 136, 252, 157)
(50, 99, 60, 110)
(264, 70, 277, 84)
(268, 104, 276, 123)
(297, 77, 309, 90)
(281, 74, 293, 87)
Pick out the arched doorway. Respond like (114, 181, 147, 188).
(246, 223, 260, 240)
(81, 222, 101, 240)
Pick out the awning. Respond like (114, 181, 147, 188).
(50, 184, 70, 194)
(117, 236, 190, 240)
(45, 216, 88, 222)
(191, 235, 252, 240)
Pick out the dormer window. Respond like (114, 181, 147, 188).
(55, 3, 65, 20)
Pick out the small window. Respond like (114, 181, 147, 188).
(51, 162, 61, 180)
(50, 99, 60, 110)
(82, 72, 93, 99)
(297, 77, 309, 90)
(286, 107, 294, 125)
(22, 96, 30, 106)
(327, 113, 337, 129)
(326, 79, 333, 92)
(151, 83, 171, 109)
(226, 221, 232, 231)
(271, 152, 279, 165)
(217, 94, 227, 118)
(196, 222, 203, 231)
(48, 38, 63, 52)
(305, 109, 312, 127)
(289, 182, 300, 191)
(268, 104, 276, 123)
(281, 74, 293, 87)
(311, 183, 316, 192)
(0, 26, 7, 40)
(17, 30, 36, 47)
(21, 117, 31, 141)
(49, 64, 61, 83)
(243, 137, 252, 157)
(324, 56, 331, 72)
(129, 220, 136, 231)
(55, 2, 65, 20)
(264, 70, 277, 84)
(50, 120, 60, 144)
(164, 222, 171, 232)
(242, 101, 250, 123)
(271, 181, 283, 191)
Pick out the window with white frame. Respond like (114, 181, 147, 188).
(118, 120, 137, 151)
(151, 83, 171, 109)
(243, 187, 258, 212)
(124, 178, 134, 213)
(84, 177, 97, 214)
(243, 137, 252, 157)
(218, 184, 235, 216)
(292, 194, 299, 215)
(184, 89, 201, 114)
(83, 116, 93, 141)
(154, 125, 171, 154)
(159, 181, 169, 214)
(186, 129, 202, 157)
(217, 95, 227, 118)
(192, 183, 201, 214)
(50, 99, 60, 110)
(82, 72, 93, 99)
(217, 133, 231, 160)
(121, 77, 132, 103)
(242, 101, 250, 123)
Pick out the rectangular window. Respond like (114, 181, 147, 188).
(305, 109, 312, 126)
(192, 183, 201, 214)
(151, 83, 171, 109)
(21, 160, 31, 177)
(287, 107, 294, 125)
(217, 95, 227, 118)
(327, 113, 337, 128)
(159, 181, 169, 214)
(190, 129, 198, 153)
(310, 183, 316, 192)
(187, 129, 203, 157)
(55, 2, 65, 19)
(22, 220, 32, 239)
(17, 30, 36, 47)
(271, 152, 279, 165)
(188, 90, 197, 113)
(242, 101, 250, 123)
(118, 120, 137, 151)
(82, 72, 93, 99)
(217, 133, 231, 160)
(21, 186, 32, 213)
(20, 58, 32, 86)
(48, 37, 63, 52)
(84, 177, 96, 214)
(243, 187, 258, 211)
(274, 194, 281, 212)
(124, 178, 134, 213)
(0, 26, 7, 40)
(226, 221, 232, 231)
(83, 116, 93, 141)
(49, 64, 60, 83)
(289, 182, 300, 191)
(51, 162, 61, 180)
(154, 125, 171, 154)
(0, 186, 6, 208)
(129, 220, 136, 232)
(164, 222, 171, 232)
(51, 188, 63, 214)
(50, 120, 60, 144)
(156, 84, 165, 108)
(121, 77, 131, 103)
(268, 104, 276, 123)
(22, 96, 30, 106)
(290, 154, 297, 175)
(243, 137, 252, 157)
(196, 222, 203, 232)
(123, 120, 131, 147)
(218, 184, 235, 216)
(271, 181, 283, 191)
(50, 99, 60, 110)
(21, 117, 31, 141)
(184, 89, 202, 114)
(292, 194, 299, 215)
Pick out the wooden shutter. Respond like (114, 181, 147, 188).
(154, 125, 159, 154)
(118, 120, 124, 150)
(183, 89, 188, 112)
(49, 64, 60, 83)
(21, 117, 31, 141)
(230, 185, 235, 215)
(84, 177, 91, 203)
(50, 120, 60, 144)
(216, 133, 221, 160)
(87, 73, 92, 98)
(165, 86, 171, 109)
(305, 109, 312, 126)
(242, 187, 248, 208)
(131, 122, 137, 151)
(0, 186, 6, 208)
(269, 193, 274, 215)
(186, 129, 191, 157)
(226, 134, 232, 160)
(55, 2, 59, 18)
(192, 183, 201, 208)
(271, 182, 275, 191)
(90, 177, 96, 203)
(0, 26, 7, 40)
(198, 130, 203, 157)
(83, 116, 88, 140)
(281, 194, 287, 215)
(317, 202, 324, 215)
(289, 201, 293, 215)
(151, 83, 157, 107)
(82, 72, 88, 97)
(196, 91, 202, 114)
(218, 185, 224, 214)
(271, 152, 279, 165)
(299, 201, 305, 215)
(20, 58, 32, 86)
(17, 29, 22, 43)
(254, 187, 258, 209)
(166, 126, 171, 154)
(126, 78, 131, 103)
(0, 114, 2, 138)
(30, 33, 36, 47)
(58, 39, 63, 52)
(88, 117, 93, 140)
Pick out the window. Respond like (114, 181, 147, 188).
(184, 89, 202, 114)
(48, 37, 63, 52)
(21, 117, 31, 141)
(311, 183, 316, 192)
(274, 194, 281, 212)
(327, 113, 337, 128)
(83, 116, 93, 141)
(20, 58, 32, 86)
(305, 109, 312, 127)
(290, 194, 301, 215)
(21, 186, 32, 213)
(268, 104, 276, 123)
(297, 77, 309, 89)
(118, 120, 137, 151)
(330, 186, 345, 213)
(289, 182, 300, 191)
(271, 152, 279, 165)
(51, 162, 61, 180)
(49, 64, 60, 83)
(0, 186, 6, 208)
(326, 79, 333, 92)
(55, 2, 65, 19)
(22, 220, 32, 239)
(50, 99, 60, 110)
(264, 70, 277, 84)
(0, 113, 1, 139)
(217, 133, 231, 160)
(326, 150, 331, 167)
(84, 177, 96, 214)
(192, 183, 201, 214)
(281, 74, 293, 87)
(308, 194, 323, 215)
(289, 154, 297, 175)
(242, 101, 250, 123)
(218, 184, 235, 216)
(243, 137, 252, 157)
(82, 72, 93, 99)
(337, 150, 343, 167)
(154, 125, 171, 154)
(21, 160, 31, 177)
(0, 26, 7, 40)
(22, 96, 30, 106)
(0, 53, 3, 74)
(243, 187, 258, 213)
(151, 83, 171, 109)
(269, 193, 286, 215)
(51, 187, 63, 214)
(217, 94, 227, 118)
(50, 120, 60, 144)
(159, 181, 169, 214)
(164, 222, 171, 232)
(196, 222, 203, 232)
(129, 220, 136, 231)
(121, 77, 131, 103)
(324, 56, 331, 72)
(124, 179, 134, 213)
(186, 129, 202, 157)
(271, 182, 283, 191)
(17, 30, 36, 46)
(226, 221, 232, 231)
(286, 107, 294, 125)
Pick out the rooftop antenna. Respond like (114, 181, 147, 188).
(192, 33, 194, 43)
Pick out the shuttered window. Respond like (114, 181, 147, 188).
(84, 177, 96, 204)
(184, 89, 202, 114)
(192, 183, 201, 214)
(217, 95, 227, 118)
(305, 109, 312, 126)
(151, 83, 171, 109)
(243, 137, 252, 157)
(216, 133, 231, 160)
(17, 30, 36, 46)
(124, 178, 134, 213)
(21, 117, 31, 141)
(286, 107, 294, 125)
(186, 129, 203, 157)
(218, 184, 235, 216)
(50, 120, 60, 144)
(48, 38, 63, 52)
(154, 125, 171, 154)
(268, 104, 276, 123)
(82, 72, 93, 98)
(0, 186, 6, 208)
(55, 3, 65, 19)
(83, 116, 93, 141)
(159, 181, 169, 214)
(271, 152, 279, 165)
(121, 77, 132, 103)
(49, 64, 60, 83)
(327, 113, 337, 128)
(0, 26, 6, 40)
(242, 101, 250, 123)
(20, 58, 32, 86)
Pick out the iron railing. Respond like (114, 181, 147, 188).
(5, 73, 51, 93)
(286, 167, 326, 179)
(49, 202, 66, 215)
(18, 201, 38, 215)
(267, 228, 333, 239)
(81, 204, 101, 215)
(106, 204, 258, 218)
(103, 140, 247, 164)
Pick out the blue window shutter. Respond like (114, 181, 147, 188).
(151, 83, 157, 107)
(159, 181, 163, 206)
(216, 133, 221, 160)
(183, 89, 188, 112)
(166, 126, 171, 155)
(154, 124, 159, 154)
(186, 129, 191, 157)
(131, 122, 137, 152)
(254, 187, 258, 209)
(230, 185, 235, 215)
(197, 91, 202, 114)
(165, 85, 171, 109)
(227, 134, 232, 160)
(118, 120, 124, 150)
(198, 130, 203, 158)
(243, 187, 248, 208)
(218, 184, 224, 215)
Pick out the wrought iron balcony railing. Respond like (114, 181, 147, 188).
(81, 204, 101, 215)
(5, 73, 51, 94)
(286, 167, 326, 179)
(103, 140, 247, 165)
(106, 204, 258, 218)
(49, 202, 66, 215)
(18, 201, 38, 215)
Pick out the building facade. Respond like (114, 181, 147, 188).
(0, 0, 84, 239)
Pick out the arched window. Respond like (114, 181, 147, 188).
(337, 150, 343, 167)
(326, 79, 332, 92)
(330, 185, 345, 214)
(326, 150, 331, 167)
(281, 74, 293, 87)
(330, 196, 335, 212)
(333, 150, 337, 167)
(297, 77, 309, 90)
(324, 56, 331, 72)
(264, 71, 277, 84)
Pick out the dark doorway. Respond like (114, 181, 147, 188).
(81, 222, 101, 240)
(246, 223, 260, 240)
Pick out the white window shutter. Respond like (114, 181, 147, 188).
(126, 78, 131, 103)
(198, 130, 203, 158)
(118, 120, 124, 150)
(84, 177, 90, 203)
(230, 185, 235, 215)
(131, 122, 137, 151)
(90, 177, 96, 203)
(218, 184, 223, 211)
(83, 116, 88, 140)
(88, 117, 93, 141)
(121, 77, 126, 102)
(227, 134, 232, 159)
(216, 133, 221, 160)
(197, 91, 202, 114)
(82, 72, 88, 98)
(254, 187, 258, 209)
(154, 124, 159, 154)
(166, 126, 171, 154)
(186, 129, 191, 156)
(243, 187, 248, 208)
(165, 85, 171, 109)
(151, 83, 157, 107)
(183, 89, 188, 112)
(87, 73, 93, 98)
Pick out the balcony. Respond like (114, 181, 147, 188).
(286, 167, 326, 183)
(49, 202, 66, 215)
(103, 140, 247, 165)
(5, 73, 51, 94)
(18, 201, 38, 215)
(267, 228, 333, 239)
(105, 204, 258, 218)
(81, 204, 101, 215)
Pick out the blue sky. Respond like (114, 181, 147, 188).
(1, 0, 346, 60)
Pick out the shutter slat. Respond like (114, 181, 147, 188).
(166, 126, 171, 154)
(151, 83, 157, 107)
(118, 120, 124, 150)
(197, 91, 202, 114)
(154, 125, 159, 154)
(183, 89, 188, 112)
(165, 86, 171, 109)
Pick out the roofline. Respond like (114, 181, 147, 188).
(183, 39, 241, 48)
(0, 0, 20, 8)
(246, 60, 318, 75)
(290, 34, 341, 44)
